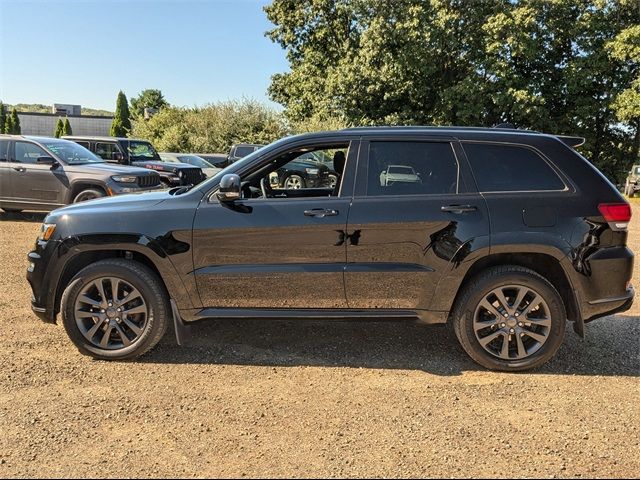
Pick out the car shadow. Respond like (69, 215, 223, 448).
(142, 314, 640, 377)
(0, 211, 47, 222)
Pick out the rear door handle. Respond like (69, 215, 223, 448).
(304, 208, 339, 218)
(12, 166, 26, 172)
(441, 204, 477, 213)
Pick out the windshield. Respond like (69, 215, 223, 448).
(388, 166, 414, 174)
(42, 140, 104, 165)
(178, 155, 214, 168)
(126, 141, 160, 161)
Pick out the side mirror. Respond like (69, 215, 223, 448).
(113, 152, 124, 161)
(216, 174, 241, 202)
(37, 156, 58, 167)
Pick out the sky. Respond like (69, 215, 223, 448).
(0, 0, 289, 111)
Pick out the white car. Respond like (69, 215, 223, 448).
(159, 153, 221, 178)
(379, 165, 422, 186)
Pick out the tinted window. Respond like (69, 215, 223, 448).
(0, 140, 9, 161)
(95, 142, 122, 161)
(367, 141, 458, 196)
(464, 143, 565, 192)
(75, 141, 90, 149)
(13, 142, 48, 164)
(234, 146, 257, 158)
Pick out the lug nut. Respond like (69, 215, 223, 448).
(515, 312, 519, 317)
(509, 328, 515, 333)
(518, 322, 523, 327)
(100, 309, 105, 313)
(501, 323, 506, 328)
(503, 313, 509, 318)
(117, 308, 121, 312)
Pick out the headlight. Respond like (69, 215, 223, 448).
(305, 168, 319, 175)
(39, 223, 56, 241)
(111, 175, 138, 183)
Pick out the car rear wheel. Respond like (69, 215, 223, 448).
(451, 266, 566, 371)
(73, 188, 105, 203)
(61, 259, 170, 360)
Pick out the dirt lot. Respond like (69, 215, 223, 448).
(0, 208, 638, 479)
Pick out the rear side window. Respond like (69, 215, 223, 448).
(0, 140, 9, 161)
(95, 142, 121, 161)
(367, 141, 458, 196)
(463, 143, 565, 192)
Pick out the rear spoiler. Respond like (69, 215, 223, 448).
(557, 135, 585, 148)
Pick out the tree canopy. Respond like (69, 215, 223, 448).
(130, 89, 169, 119)
(110, 91, 132, 137)
(264, 0, 640, 181)
(54, 118, 64, 138)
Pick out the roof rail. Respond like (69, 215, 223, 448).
(557, 135, 585, 148)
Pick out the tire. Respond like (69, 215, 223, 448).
(451, 265, 566, 371)
(73, 188, 105, 203)
(283, 174, 305, 190)
(61, 259, 170, 360)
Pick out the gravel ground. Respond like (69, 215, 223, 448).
(0, 209, 638, 478)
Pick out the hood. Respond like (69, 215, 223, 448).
(47, 190, 172, 220)
(132, 161, 199, 173)
(65, 162, 157, 176)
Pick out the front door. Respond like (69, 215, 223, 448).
(9, 141, 64, 206)
(344, 137, 490, 311)
(192, 140, 359, 310)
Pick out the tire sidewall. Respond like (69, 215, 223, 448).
(73, 189, 105, 204)
(456, 270, 566, 371)
(61, 262, 167, 360)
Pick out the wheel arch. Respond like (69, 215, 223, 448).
(65, 181, 109, 203)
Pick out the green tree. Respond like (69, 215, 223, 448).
(130, 89, 169, 119)
(110, 91, 131, 137)
(7, 108, 20, 134)
(54, 118, 64, 138)
(62, 117, 72, 136)
(0, 102, 5, 134)
(265, 0, 640, 182)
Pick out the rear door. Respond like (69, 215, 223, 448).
(344, 136, 490, 311)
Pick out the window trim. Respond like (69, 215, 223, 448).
(460, 140, 570, 194)
(360, 139, 462, 198)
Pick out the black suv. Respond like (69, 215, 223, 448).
(64, 136, 206, 188)
(0, 135, 161, 212)
(27, 127, 634, 371)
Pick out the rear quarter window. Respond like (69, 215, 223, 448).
(463, 143, 565, 192)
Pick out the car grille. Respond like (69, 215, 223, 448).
(137, 175, 161, 188)
(181, 168, 204, 186)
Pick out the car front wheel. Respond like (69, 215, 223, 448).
(452, 266, 566, 371)
(73, 188, 105, 203)
(61, 259, 169, 360)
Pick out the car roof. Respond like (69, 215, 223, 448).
(62, 135, 150, 142)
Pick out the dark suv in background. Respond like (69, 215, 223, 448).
(64, 136, 206, 188)
(27, 127, 633, 371)
(0, 135, 161, 212)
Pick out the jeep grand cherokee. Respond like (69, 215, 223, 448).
(27, 127, 634, 371)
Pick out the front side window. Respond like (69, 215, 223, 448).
(463, 143, 565, 192)
(95, 142, 122, 161)
(178, 155, 214, 168)
(367, 141, 458, 196)
(13, 142, 48, 164)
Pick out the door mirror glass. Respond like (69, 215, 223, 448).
(216, 174, 241, 202)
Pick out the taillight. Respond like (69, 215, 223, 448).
(598, 203, 631, 230)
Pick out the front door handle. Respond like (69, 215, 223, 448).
(304, 208, 339, 218)
(441, 204, 477, 214)
(12, 166, 26, 172)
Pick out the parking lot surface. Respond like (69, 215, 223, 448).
(0, 208, 638, 478)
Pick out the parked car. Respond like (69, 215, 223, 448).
(227, 143, 264, 164)
(0, 135, 161, 212)
(269, 151, 339, 189)
(193, 153, 229, 169)
(624, 164, 640, 196)
(28, 126, 633, 371)
(379, 164, 422, 186)
(63, 136, 206, 188)
(159, 153, 221, 178)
